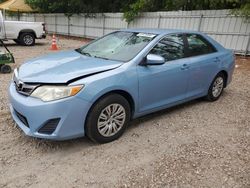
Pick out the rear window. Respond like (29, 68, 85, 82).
(186, 34, 217, 57)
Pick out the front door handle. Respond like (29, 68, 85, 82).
(214, 57, 220, 63)
(181, 64, 189, 70)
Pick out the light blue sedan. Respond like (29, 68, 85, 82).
(9, 29, 235, 143)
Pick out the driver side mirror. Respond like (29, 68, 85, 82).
(144, 54, 165, 66)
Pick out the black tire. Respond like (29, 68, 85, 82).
(19, 33, 35, 46)
(206, 73, 225, 102)
(13, 39, 21, 44)
(85, 94, 131, 143)
(0, 64, 12, 73)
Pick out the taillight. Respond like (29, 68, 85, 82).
(42, 23, 46, 33)
(232, 50, 236, 61)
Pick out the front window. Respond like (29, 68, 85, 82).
(149, 34, 185, 61)
(76, 31, 156, 62)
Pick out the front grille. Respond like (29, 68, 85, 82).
(38, 118, 60, 135)
(14, 82, 38, 96)
(13, 72, 38, 96)
(22, 87, 33, 93)
(14, 109, 29, 128)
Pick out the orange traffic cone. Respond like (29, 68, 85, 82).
(50, 34, 58, 50)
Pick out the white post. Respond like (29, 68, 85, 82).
(55, 14, 57, 34)
(102, 14, 105, 35)
(157, 15, 161, 28)
(84, 15, 86, 37)
(198, 14, 203, 31)
(245, 33, 250, 56)
(68, 16, 70, 36)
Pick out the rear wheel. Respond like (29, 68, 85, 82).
(206, 73, 225, 101)
(0, 64, 11, 73)
(85, 94, 131, 143)
(19, 33, 35, 46)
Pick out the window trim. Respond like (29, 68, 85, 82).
(184, 33, 217, 58)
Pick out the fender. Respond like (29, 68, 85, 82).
(19, 29, 37, 38)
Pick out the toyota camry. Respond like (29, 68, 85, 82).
(9, 29, 235, 143)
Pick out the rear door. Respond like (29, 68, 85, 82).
(184, 33, 220, 98)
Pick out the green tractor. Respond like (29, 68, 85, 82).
(0, 39, 15, 73)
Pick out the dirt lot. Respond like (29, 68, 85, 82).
(0, 37, 249, 188)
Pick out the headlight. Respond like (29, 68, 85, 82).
(30, 85, 84, 102)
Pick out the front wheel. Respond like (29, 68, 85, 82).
(206, 73, 225, 101)
(85, 94, 131, 143)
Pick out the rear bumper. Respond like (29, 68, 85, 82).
(41, 34, 46, 39)
(8, 82, 92, 140)
(226, 61, 235, 87)
(37, 33, 46, 39)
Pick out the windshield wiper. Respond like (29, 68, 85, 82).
(94, 55, 109, 60)
(75, 49, 109, 60)
(81, 51, 92, 57)
(75, 49, 92, 57)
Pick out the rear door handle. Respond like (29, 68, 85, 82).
(214, 57, 220, 63)
(181, 64, 190, 70)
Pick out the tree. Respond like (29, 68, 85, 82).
(232, 0, 250, 19)
(25, 0, 132, 14)
(123, 0, 246, 22)
(24, 0, 249, 22)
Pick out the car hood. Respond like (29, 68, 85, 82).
(18, 50, 123, 84)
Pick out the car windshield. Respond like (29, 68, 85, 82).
(76, 31, 156, 62)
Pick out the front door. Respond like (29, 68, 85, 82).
(137, 34, 189, 113)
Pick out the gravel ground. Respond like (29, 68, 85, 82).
(0, 37, 249, 188)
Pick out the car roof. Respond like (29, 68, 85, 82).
(121, 28, 202, 35)
(120, 28, 225, 51)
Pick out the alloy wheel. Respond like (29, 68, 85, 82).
(23, 35, 34, 45)
(212, 76, 224, 98)
(97, 103, 126, 137)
